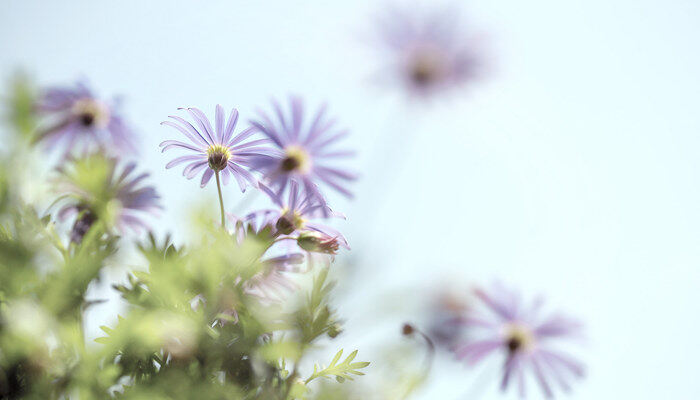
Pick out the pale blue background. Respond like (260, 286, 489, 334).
(2, 0, 700, 398)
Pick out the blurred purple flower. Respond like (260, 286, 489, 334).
(249, 97, 356, 210)
(244, 252, 304, 302)
(229, 215, 306, 303)
(428, 289, 470, 349)
(454, 283, 585, 398)
(375, 6, 485, 99)
(56, 155, 161, 243)
(35, 81, 135, 155)
(160, 105, 271, 191)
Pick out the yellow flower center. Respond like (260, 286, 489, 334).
(504, 324, 535, 354)
(207, 144, 232, 171)
(280, 145, 311, 174)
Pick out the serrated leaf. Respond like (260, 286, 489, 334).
(304, 349, 370, 385)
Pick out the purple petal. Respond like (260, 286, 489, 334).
(229, 126, 259, 147)
(182, 107, 216, 145)
(161, 120, 208, 148)
(215, 104, 225, 143)
(223, 108, 239, 144)
(200, 168, 214, 187)
(531, 356, 554, 398)
(184, 162, 208, 179)
(259, 183, 284, 208)
(166, 115, 210, 147)
(160, 140, 204, 153)
(166, 155, 204, 169)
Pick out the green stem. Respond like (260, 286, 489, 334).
(215, 170, 225, 228)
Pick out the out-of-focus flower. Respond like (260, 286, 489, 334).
(454, 283, 584, 398)
(35, 81, 135, 155)
(244, 181, 349, 253)
(427, 287, 470, 349)
(249, 97, 356, 210)
(374, 6, 485, 99)
(160, 105, 270, 190)
(244, 252, 304, 302)
(228, 215, 305, 303)
(55, 154, 161, 242)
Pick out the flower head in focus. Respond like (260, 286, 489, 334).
(244, 181, 349, 254)
(454, 283, 585, 398)
(55, 154, 161, 243)
(35, 80, 135, 155)
(374, 6, 485, 99)
(160, 105, 271, 190)
(249, 97, 356, 211)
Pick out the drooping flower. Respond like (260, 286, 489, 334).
(35, 80, 135, 155)
(296, 231, 342, 255)
(160, 105, 270, 191)
(249, 97, 356, 209)
(454, 283, 585, 398)
(374, 6, 485, 99)
(55, 154, 161, 243)
(240, 181, 349, 254)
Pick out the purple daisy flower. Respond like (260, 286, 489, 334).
(241, 181, 349, 253)
(35, 80, 135, 155)
(160, 105, 269, 191)
(55, 154, 161, 243)
(454, 283, 585, 398)
(375, 6, 485, 99)
(249, 97, 357, 210)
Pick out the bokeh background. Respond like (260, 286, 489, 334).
(2, 0, 700, 398)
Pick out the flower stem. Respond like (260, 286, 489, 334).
(215, 170, 225, 229)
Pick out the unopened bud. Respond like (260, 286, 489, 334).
(328, 322, 343, 338)
(297, 232, 339, 254)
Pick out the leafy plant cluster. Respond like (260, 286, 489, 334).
(0, 76, 368, 399)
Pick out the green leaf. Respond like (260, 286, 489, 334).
(304, 349, 370, 385)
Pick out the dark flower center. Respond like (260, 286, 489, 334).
(504, 325, 533, 355)
(506, 336, 522, 354)
(411, 63, 436, 86)
(408, 48, 445, 87)
(71, 98, 109, 129)
(207, 145, 231, 171)
(275, 215, 295, 235)
(281, 156, 301, 172)
(275, 211, 304, 235)
(70, 208, 97, 244)
(79, 112, 95, 127)
(280, 146, 310, 173)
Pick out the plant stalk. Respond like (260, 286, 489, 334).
(215, 170, 225, 228)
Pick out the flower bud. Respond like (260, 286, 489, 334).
(327, 322, 343, 338)
(297, 232, 339, 254)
